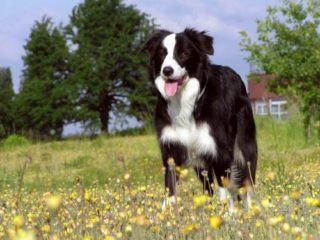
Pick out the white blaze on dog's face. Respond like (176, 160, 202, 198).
(160, 34, 188, 97)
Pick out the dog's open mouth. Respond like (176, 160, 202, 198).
(164, 75, 188, 97)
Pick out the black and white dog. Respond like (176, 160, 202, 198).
(142, 28, 257, 208)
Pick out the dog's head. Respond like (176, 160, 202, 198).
(142, 28, 214, 98)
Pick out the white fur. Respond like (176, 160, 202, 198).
(161, 34, 187, 79)
(245, 192, 252, 209)
(160, 78, 217, 166)
(219, 187, 235, 214)
(155, 76, 168, 100)
(219, 187, 227, 201)
(228, 198, 235, 214)
(234, 138, 245, 167)
(162, 196, 176, 209)
(167, 77, 199, 125)
(219, 187, 252, 213)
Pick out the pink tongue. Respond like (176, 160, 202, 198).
(165, 81, 178, 97)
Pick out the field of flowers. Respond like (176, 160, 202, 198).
(0, 118, 319, 239)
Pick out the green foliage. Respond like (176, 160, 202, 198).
(67, 0, 156, 133)
(2, 134, 30, 148)
(15, 16, 73, 139)
(2, 1, 156, 137)
(240, 0, 320, 141)
(0, 67, 15, 138)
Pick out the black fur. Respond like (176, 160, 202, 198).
(143, 28, 257, 198)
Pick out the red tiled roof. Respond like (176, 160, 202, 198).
(248, 74, 282, 100)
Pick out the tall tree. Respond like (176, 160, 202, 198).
(67, 0, 156, 133)
(0, 67, 15, 138)
(240, 0, 320, 140)
(16, 16, 72, 138)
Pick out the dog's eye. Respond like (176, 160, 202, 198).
(159, 48, 167, 57)
(181, 50, 190, 58)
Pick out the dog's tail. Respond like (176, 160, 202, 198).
(231, 85, 258, 187)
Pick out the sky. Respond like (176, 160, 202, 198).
(125, 0, 281, 88)
(0, 0, 280, 133)
(0, 0, 281, 93)
(0, 0, 80, 92)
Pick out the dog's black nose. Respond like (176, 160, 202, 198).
(163, 66, 174, 77)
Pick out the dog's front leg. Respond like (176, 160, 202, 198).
(160, 142, 186, 209)
(162, 165, 179, 209)
(165, 163, 179, 196)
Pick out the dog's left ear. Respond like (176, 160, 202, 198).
(184, 28, 214, 55)
(141, 29, 172, 56)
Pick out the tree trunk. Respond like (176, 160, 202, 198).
(304, 115, 311, 144)
(99, 104, 110, 134)
(54, 122, 64, 139)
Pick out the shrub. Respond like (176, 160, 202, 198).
(2, 134, 31, 148)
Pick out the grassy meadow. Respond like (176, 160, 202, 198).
(0, 116, 319, 239)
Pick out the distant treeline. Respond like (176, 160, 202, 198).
(0, 0, 156, 139)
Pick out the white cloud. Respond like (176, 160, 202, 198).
(126, 0, 256, 39)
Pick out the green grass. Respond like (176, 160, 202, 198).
(0, 116, 319, 239)
(0, 135, 162, 190)
(1, 116, 317, 190)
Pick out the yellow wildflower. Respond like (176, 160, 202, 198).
(125, 225, 132, 233)
(41, 224, 50, 233)
(27, 213, 33, 223)
(13, 230, 36, 240)
(290, 191, 300, 200)
(182, 224, 199, 235)
(266, 172, 276, 181)
(251, 205, 262, 215)
(282, 223, 290, 233)
(268, 215, 284, 226)
(45, 194, 62, 211)
(209, 216, 223, 229)
(13, 215, 24, 229)
(104, 236, 115, 240)
(238, 187, 247, 196)
(305, 197, 320, 207)
(261, 199, 272, 209)
(133, 215, 147, 226)
(255, 220, 263, 228)
(180, 169, 189, 178)
(193, 195, 208, 208)
(85, 191, 91, 201)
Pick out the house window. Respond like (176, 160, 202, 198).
(270, 100, 288, 119)
(256, 101, 268, 115)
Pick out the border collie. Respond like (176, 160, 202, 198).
(142, 28, 257, 209)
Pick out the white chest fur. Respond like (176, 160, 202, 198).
(160, 78, 217, 166)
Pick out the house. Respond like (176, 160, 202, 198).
(248, 74, 288, 119)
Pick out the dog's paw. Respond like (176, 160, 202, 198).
(161, 196, 176, 210)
